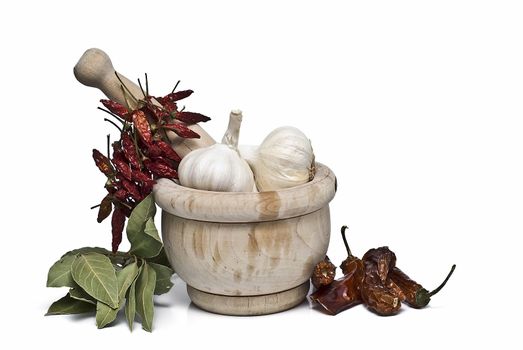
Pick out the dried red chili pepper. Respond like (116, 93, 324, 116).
(145, 144, 162, 158)
(92, 149, 114, 177)
(144, 158, 178, 179)
(113, 189, 128, 202)
(132, 110, 153, 144)
(131, 169, 153, 183)
(100, 99, 131, 122)
(121, 132, 140, 169)
(310, 258, 365, 315)
(144, 104, 169, 121)
(390, 264, 456, 309)
(119, 178, 141, 200)
(161, 100, 177, 114)
(161, 89, 193, 102)
(156, 140, 181, 162)
(311, 256, 336, 289)
(97, 194, 113, 223)
(162, 122, 200, 139)
(175, 111, 211, 124)
(112, 157, 132, 181)
(339, 226, 358, 275)
(361, 247, 402, 316)
(111, 207, 126, 253)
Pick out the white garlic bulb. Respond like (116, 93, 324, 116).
(240, 126, 315, 191)
(178, 110, 255, 192)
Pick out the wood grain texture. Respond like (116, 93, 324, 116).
(73, 48, 215, 157)
(187, 282, 310, 316)
(162, 206, 331, 295)
(154, 163, 336, 223)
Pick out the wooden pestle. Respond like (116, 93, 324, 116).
(73, 48, 215, 157)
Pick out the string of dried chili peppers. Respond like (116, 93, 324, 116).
(92, 78, 210, 252)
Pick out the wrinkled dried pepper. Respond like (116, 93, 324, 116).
(100, 99, 131, 122)
(311, 256, 336, 289)
(92, 149, 114, 177)
(390, 264, 456, 308)
(360, 247, 403, 316)
(132, 110, 153, 144)
(163, 122, 200, 139)
(121, 132, 140, 169)
(97, 194, 113, 223)
(175, 111, 211, 124)
(111, 207, 126, 253)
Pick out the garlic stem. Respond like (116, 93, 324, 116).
(222, 110, 243, 149)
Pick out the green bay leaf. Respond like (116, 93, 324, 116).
(129, 217, 163, 258)
(96, 301, 119, 329)
(47, 254, 77, 288)
(146, 248, 172, 269)
(46, 294, 96, 316)
(69, 288, 96, 305)
(71, 252, 118, 308)
(117, 261, 140, 304)
(125, 265, 141, 331)
(126, 194, 156, 240)
(135, 262, 156, 332)
(149, 263, 174, 295)
(61, 247, 110, 259)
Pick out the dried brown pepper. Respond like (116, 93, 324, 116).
(390, 264, 456, 309)
(96, 194, 113, 223)
(310, 226, 365, 315)
(361, 247, 403, 316)
(311, 256, 336, 289)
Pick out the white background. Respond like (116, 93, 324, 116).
(1, 0, 522, 348)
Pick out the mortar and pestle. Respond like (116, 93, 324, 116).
(74, 48, 336, 315)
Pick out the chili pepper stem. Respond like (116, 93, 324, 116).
(97, 107, 126, 125)
(90, 204, 101, 210)
(341, 225, 353, 257)
(145, 73, 149, 96)
(103, 118, 123, 133)
(106, 134, 111, 159)
(137, 78, 146, 98)
(171, 80, 180, 93)
(115, 72, 138, 105)
(132, 129, 144, 167)
(428, 264, 456, 297)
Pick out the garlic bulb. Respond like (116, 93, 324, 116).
(240, 126, 315, 191)
(178, 110, 255, 192)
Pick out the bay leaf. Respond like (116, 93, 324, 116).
(47, 254, 77, 288)
(96, 301, 119, 329)
(129, 217, 163, 258)
(61, 247, 110, 259)
(135, 262, 156, 332)
(46, 294, 95, 316)
(146, 247, 172, 269)
(71, 252, 118, 308)
(149, 262, 174, 295)
(117, 261, 140, 303)
(125, 265, 141, 331)
(126, 194, 156, 239)
(69, 287, 96, 305)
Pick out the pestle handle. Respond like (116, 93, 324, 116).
(73, 48, 215, 156)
